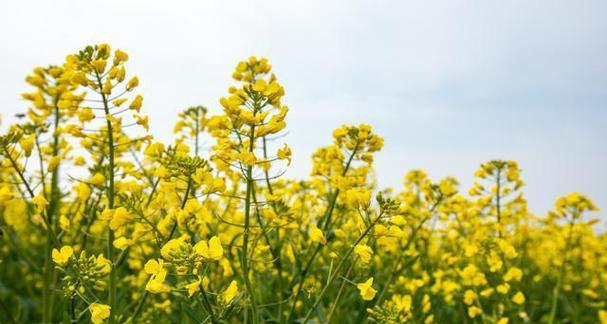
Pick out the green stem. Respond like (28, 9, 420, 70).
(47, 103, 61, 322)
(194, 111, 200, 157)
(261, 136, 286, 321)
(496, 167, 502, 238)
(241, 119, 259, 323)
(198, 284, 217, 323)
(302, 212, 384, 323)
(548, 217, 576, 324)
(325, 261, 355, 323)
(129, 291, 148, 322)
(2, 143, 57, 322)
(287, 144, 359, 321)
(96, 71, 117, 324)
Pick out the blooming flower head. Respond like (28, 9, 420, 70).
(309, 223, 327, 245)
(194, 236, 224, 261)
(89, 303, 110, 324)
(144, 259, 171, 294)
(357, 277, 377, 301)
(52, 245, 73, 266)
(222, 280, 239, 304)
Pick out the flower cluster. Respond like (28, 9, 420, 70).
(0, 44, 605, 324)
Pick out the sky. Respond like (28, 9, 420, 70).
(1, 0, 606, 217)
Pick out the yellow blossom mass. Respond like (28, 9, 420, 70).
(0, 44, 604, 324)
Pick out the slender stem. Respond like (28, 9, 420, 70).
(195, 111, 200, 157)
(34, 135, 47, 197)
(3, 145, 57, 241)
(302, 212, 384, 323)
(496, 167, 502, 238)
(287, 144, 359, 321)
(548, 216, 576, 324)
(241, 117, 259, 323)
(2, 143, 57, 321)
(43, 236, 52, 322)
(198, 284, 217, 323)
(261, 135, 286, 321)
(325, 262, 355, 323)
(181, 177, 193, 210)
(47, 103, 61, 321)
(96, 71, 117, 324)
(130, 175, 192, 322)
(129, 292, 148, 322)
(3, 145, 36, 198)
(321, 142, 358, 231)
(69, 295, 77, 323)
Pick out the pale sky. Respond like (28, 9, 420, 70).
(1, 0, 606, 217)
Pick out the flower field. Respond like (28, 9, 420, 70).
(0, 44, 605, 323)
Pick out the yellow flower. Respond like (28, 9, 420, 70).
(511, 292, 525, 305)
(97, 43, 111, 57)
(48, 155, 61, 172)
(59, 214, 70, 230)
(497, 317, 509, 324)
(583, 289, 599, 299)
(277, 144, 292, 165)
(89, 173, 106, 187)
(113, 237, 134, 250)
(252, 79, 267, 92)
(497, 239, 518, 259)
(194, 236, 224, 261)
(144, 259, 162, 275)
(19, 134, 35, 157)
(207, 236, 224, 260)
(32, 194, 48, 212)
(345, 188, 371, 210)
(187, 279, 201, 297)
(467, 306, 482, 318)
(52, 245, 73, 265)
(102, 78, 112, 94)
(78, 108, 96, 123)
(129, 95, 143, 112)
(109, 207, 131, 230)
(144, 259, 171, 294)
(114, 49, 129, 65)
(487, 251, 503, 272)
(161, 236, 188, 260)
(135, 114, 149, 131)
(73, 156, 86, 166)
(263, 81, 283, 97)
(91, 59, 107, 74)
(497, 283, 510, 294)
(71, 72, 89, 86)
(357, 277, 377, 301)
(503, 267, 523, 282)
(238, 151, 257, 166)
(354, 244, 373, 264)
(113, 98, 128, 107)
(96, 254, 112, 275)
(99, 208, 114, 221)
(480, 288, 494, 297)
(222, 280, 239, 304)
(309, 223, 326, 245)
(126, 76, 139, 91)
(463, 289, 476, 305)
(392, 294, 412, 313)
(89, 303, 110, 324)
(439, 178, 458, 196)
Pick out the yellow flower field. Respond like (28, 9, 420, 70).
(0, 44, 605, 324)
